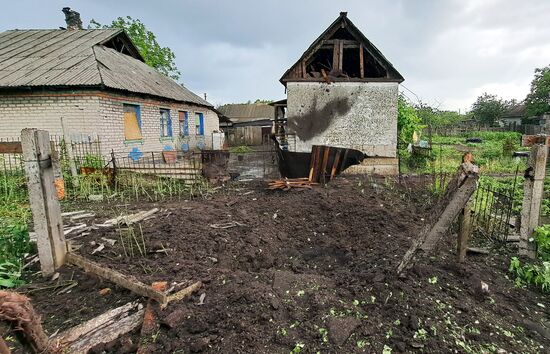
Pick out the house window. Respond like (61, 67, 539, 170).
(160, 109, 172, 137)
(123, 104, 142, 140)
(195, 112, 204, 136)
(179, 111, 189, 136)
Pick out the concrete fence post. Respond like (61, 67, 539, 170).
(21, 128, 66, 276)
(519, 143, 548, 258)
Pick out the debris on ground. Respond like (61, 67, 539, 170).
(267, 178, 318, 190)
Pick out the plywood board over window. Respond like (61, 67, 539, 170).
(123, 104, 142, 140)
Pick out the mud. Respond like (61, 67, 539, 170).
(62, 176, 550, 353)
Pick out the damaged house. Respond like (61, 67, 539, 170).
(278, 12, 404, 175)
(0, 9, 219, 156)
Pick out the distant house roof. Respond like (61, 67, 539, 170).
(502, 104, 525, 119)
(0, 29, 212, 107)
(217, 103, 274, 124)
(280, 12, 403, 85)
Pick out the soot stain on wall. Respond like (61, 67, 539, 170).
(288, 96, 351, 141)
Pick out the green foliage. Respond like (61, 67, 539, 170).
(89, 17, 181, 80)
(81, 154, 105, 169)
(0, 206, 31, 288)
(509, 257, 550, 293)
(525, 65, 550, 117)
(229, 145, 255, 153)
(534, 225, 550, 261)
(471, 93, 508, 126)
(398, 95, 424, 145)
(405, 132, 526, 175)
(509, 225, 550, 293)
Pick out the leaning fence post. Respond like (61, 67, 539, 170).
(457, 201, 472, 263)
(519, 143, 548, 258)
(21, 129, 66, 276)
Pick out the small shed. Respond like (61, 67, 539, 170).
(279, 12, 404, 175)
(218, 103, 275, 146)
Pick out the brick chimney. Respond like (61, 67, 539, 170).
(62, 7, 83, 30)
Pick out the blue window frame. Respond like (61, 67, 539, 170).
(179, 111, 189, 136)
(195, 112, 204, 136)
(160, 108, 172, 137)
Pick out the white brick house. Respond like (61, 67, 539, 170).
(0, 28, 220, 155)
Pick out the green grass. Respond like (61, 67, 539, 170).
(0, 173, 31, 288)
(401, 131, 527, 174)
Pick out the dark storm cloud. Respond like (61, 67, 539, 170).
(1, 0, 549, 110)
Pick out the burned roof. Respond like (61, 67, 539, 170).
(280, 12, 403, 85)
(0, 29, 211, 107)
(217, 103, 274, 124)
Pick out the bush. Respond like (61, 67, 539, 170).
(0, 204, 31, 288)
(508, 225, 550, 293)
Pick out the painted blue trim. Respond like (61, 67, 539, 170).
(160, 108, 173, 138)
(196, 112, 204, 136)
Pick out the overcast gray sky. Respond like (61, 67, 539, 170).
(1, 0, 549, 111)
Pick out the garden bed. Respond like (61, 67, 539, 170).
(49, 176, 550, 353)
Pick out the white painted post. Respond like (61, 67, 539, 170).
(21, 129, 66, 276)
(519, 143, 548, 258)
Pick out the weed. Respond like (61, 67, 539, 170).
(357, 339, 369, 349)
(413, 328, 428, 341)
(428, 276, 438, 284)
(318, 328, 328, 343)
(290, 342, 305, 354)
(382, 344, 392, 354)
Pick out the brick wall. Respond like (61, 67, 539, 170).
(0, 90, 220, 154)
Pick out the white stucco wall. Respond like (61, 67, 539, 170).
(286, 82, 398, 158)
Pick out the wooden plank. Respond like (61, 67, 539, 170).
(166, 281, 202, 304)
(332, 40, 340, 71)
(457, 202, 472, 263)
(397, 165, 479, 274)
(519, 144, 548, 258)
(331, 150, 342, 179)
(21, 129, 66, 276)
(0, 141, 22, 154)
(359, 43, 364, 79)
(321, 146, 331, 183)
(54, 301, 144, 354)
(66, 253, 167, 304)
(338, 40, 344, 71)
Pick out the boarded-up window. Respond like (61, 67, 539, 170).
(123, 104, 142, 140)
(179, 111, 189, 136)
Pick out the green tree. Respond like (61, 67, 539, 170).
(525, 65, 550, 117)
(89, 17, 181, 80)
(471, 93, 507, 126)
(398, 95, 423, 146)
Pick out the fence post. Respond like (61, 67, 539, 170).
(457, 201, 472, 263)
(519, 143, 548, 258)
(60, 117, 79, 187)
(21, 129, 66, 276)
(110, 149, 117, 188)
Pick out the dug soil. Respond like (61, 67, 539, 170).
(28, 177, 550, 352)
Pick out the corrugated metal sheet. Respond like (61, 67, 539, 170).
(0, 29, 212, 107)
(218, 103, 274, 123)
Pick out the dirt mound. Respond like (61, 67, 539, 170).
(24, 177, 550, 353)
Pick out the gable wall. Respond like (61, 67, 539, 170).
(286, 81, 399, 174)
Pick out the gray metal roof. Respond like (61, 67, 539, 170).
(217, 103, 274, 123)
(0, 29, 212, 107)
